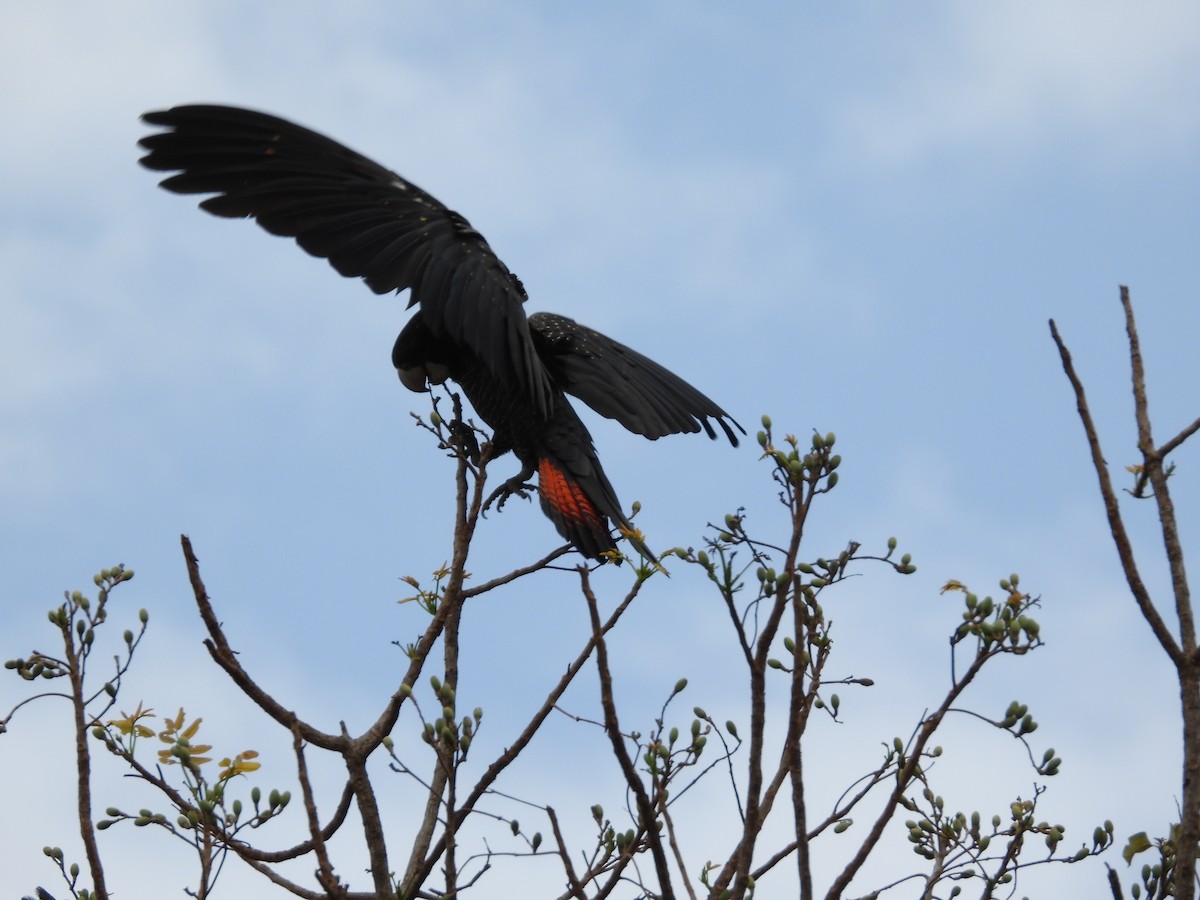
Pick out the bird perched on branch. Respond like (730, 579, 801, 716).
(139, 105, 742, 563)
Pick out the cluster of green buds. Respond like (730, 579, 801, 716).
(885, 736, 944, 777)
(995, 701, 1061, 776)
(587, 804, 643, 860)
(74, 564, 136, 627)
(5, 651, 66, 682)
(716, 510, 744, 544)
(904, 791, 1110, 879)
(97, 783, 289, 837)
(640, 679, 709, 786)
(998, 700, 1039, 736)
(643, 719, 706, 779)
(793, 538, 915, 595)
(4, 566, 146, 739)
(797, 550, 857, 589)
(420, 675, 481, 760)
(904, 787, 971, 861)
(1008, 797, 1070, 855)
(40, 845, 93, 899)
(756, 415, 842, 495)
(38, 565, 139, 648)
(246, 786, 291, 823)
(587, 804, 628, 861)
(881, 536, 917, 575)
(905, 803, 1003, 862)
(94, 565, 136, 587)
(948, 574, 1040, 652)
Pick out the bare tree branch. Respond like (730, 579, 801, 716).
(581, 566, 675, 895)
(1053, 286, 1200, 900)
(291, 724, 344, 896)
(1121, 286, 1195, 655)
(182, 536, 350, 749)
(547, 805, 588, 900)
(62, 618, 109, 900)
(1159, 416, 1200, 462)
(1047, 317, 1183, 663)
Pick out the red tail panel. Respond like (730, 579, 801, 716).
(537, 458, 616, 559)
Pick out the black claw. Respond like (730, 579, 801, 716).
(483, 475, 537, 514)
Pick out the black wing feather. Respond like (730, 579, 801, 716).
(530, 312, 743, 445)
(139, 104, 553, 415)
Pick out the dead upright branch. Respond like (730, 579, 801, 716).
(1050, 285, 1199, 900)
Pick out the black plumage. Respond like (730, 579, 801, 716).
(139, 104, 743, 562)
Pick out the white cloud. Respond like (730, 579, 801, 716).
(837, 2, 1200, 168)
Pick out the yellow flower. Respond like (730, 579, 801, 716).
(158, 708, 203, 743)
(218, 750, 262, 780)
(158, 743, 213, 767)
(108, 701, 155, 738)
(156, 708, 211, 767)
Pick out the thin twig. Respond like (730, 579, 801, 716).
(1047, 320, 1182, 663)
(410, 577, 647, 889)
(823, 644, 995, 899)
(232, 782, 355, 862)
(711, 467, 817, 899)
(1158, 416, 1200, 464)
(582, 566, 675, 895)
(463, 545, 574, 599)
(235, 851, 377, 900)
(658, 792, 699, 900)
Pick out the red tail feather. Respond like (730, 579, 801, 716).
(537, 459, 617, 560)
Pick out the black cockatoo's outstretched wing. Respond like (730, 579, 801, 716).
(140, 104, 744, 565)
(529, 312, 744, 445)
(138, 104, 554, 416)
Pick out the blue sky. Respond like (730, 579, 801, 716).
(3, 2, 1200, 896)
